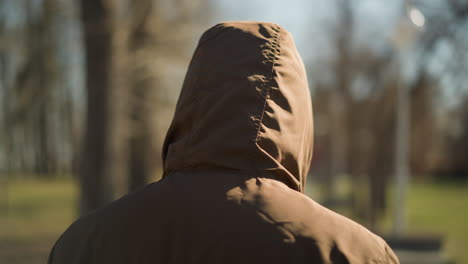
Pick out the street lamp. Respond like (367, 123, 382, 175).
(392, 1, 425, 237)
(409, 7, 425, 27)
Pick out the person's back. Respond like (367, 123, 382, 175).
(49, 21, 399, 264)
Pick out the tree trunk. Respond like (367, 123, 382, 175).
(80, 0, 119, 214)
(127, 0, 158, 192)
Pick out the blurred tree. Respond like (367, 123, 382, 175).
(318, 0, 396, 229)
(413, 0, 468, 178)
(126, 0, 156, 192)
(0, 0, 75, 176)
(325, 0, 352, 204)
(79, 0, 207, 213)
(316, 0, 406, 229)
(79, 0, 128, 214)
(125, 0, 209, 192)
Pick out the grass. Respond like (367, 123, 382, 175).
(0, 178, 467, 263)
(308, 180, 468, 264)
(0, 178, 78, 264)
(399, 181, 468, 264)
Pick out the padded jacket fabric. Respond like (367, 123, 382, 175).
(48, 21, 399, 264)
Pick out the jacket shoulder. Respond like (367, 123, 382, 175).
(48, 180, 170, 264)
(300, 194, 400, 264)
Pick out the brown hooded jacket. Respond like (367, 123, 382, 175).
(48, 21, 399, 264)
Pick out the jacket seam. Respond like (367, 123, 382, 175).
(254, 25, 281, 142)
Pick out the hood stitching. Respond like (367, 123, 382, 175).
(250, 25, 304, 192)
(254, 25, 281, 143)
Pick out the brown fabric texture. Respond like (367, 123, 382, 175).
(49, 22, 399, 264)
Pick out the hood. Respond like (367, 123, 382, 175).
(162, 21, 313, 192)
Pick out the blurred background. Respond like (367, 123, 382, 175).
(0, 0, 467, 263)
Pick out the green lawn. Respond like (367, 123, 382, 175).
(401, 182, 468, 264)
(0, 179, 78, 264)
(0, 178, 467, 263)
(308, 180, 468, 264)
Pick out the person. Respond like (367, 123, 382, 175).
(48, 21, 399, 264)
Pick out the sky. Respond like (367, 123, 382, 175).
(212, 0, 401, 62)
(1, 0, 465, 107)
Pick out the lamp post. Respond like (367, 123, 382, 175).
(392, 1, 425, 237)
